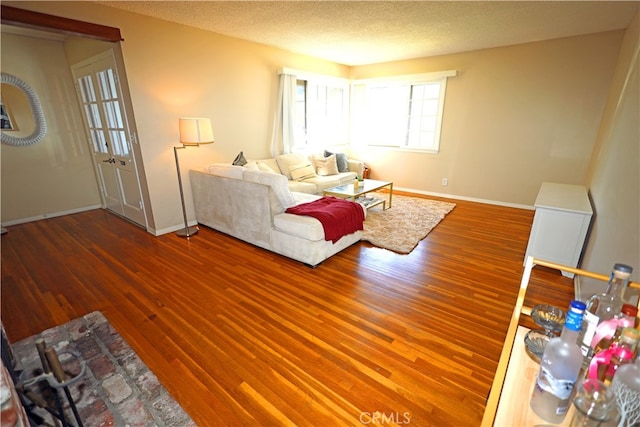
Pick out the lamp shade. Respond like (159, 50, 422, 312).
(179, 118, 214, 145)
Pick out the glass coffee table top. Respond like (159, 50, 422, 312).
(323, 179, 393, 210)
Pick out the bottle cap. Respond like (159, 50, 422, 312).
(566, 300, 587, 331)
(621, 304, 639, 317)
(613, 263, 633, 278)
(569, 300, 586, 312)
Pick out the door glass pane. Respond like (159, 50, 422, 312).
(104, 101, 123, 128)
(109, 130, 129, 157)
(97, 69, 118, 100)
(88, 104, 102, 128)
(78, 76, 96, 103)
(78, 77, 107, 154)
(91, 129, 107, 153)
(97, 68, 129, 158)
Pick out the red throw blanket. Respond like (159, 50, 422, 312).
(285, 197, 365, 243)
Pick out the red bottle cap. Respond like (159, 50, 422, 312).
(621, 304, 639, 317)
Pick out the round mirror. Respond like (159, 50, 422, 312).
(1, 72, 47, 146)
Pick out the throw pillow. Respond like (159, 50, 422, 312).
(206, 164, 245, 179)
(276, 153, 309, 180)
(256, 161, 277, 173)
(244, 160, 259, 171)
(232, 151, 248, 166)
(289, 162, 317, 181)
(324, 150, 349, 172)
(314, 154, 339, 176)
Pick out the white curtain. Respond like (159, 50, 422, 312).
(270, 72, 297, 156)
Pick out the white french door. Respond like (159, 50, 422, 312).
(71, 50, 147, 228)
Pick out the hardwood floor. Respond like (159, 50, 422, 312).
(1, 194, 574, 426)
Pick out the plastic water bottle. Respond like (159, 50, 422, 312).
(578, 263, 633, 362)
(530, 300, 586, 423)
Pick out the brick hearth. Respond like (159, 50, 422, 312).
(11, 311, 195, 426)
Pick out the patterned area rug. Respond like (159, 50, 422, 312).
(361, 193, 456, 254)
(10, 312, 194, 426)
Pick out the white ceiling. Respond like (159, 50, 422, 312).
(99, 1, 637, 66)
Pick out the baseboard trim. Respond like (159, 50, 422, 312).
(393, 186, 534, 210)
(1, 205, 102, 227)
(2, 207, 197, 238)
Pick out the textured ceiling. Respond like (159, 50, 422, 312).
(99, 1, 639, 66)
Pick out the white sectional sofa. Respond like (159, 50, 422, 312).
(189, 165, 365, 267)
(229, 152, 365, 195)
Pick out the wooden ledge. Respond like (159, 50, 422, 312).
(1, 5, 123, 42)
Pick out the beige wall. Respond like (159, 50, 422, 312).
(1, 32, 101, 223)
(350, 31, 623, 206)
(112, 14, 348, 234)
(580, 11, 640, 297)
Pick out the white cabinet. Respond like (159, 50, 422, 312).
(524, 182, 593, 278)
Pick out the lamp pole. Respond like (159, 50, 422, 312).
(174, 145, 199, 237)
(175, 117, 214, 238)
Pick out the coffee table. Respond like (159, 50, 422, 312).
(323, 179, 393, 210)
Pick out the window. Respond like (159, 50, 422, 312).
(294, 80, 307, 146)
(291, 72, 349, 151)
(351, 71, 456, 153)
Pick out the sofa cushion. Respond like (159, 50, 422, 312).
(276, 153, 309, 180)
(324, 150, 349, 173)
(273, 192, 326, 241)
(300, 175, 344, 192)
(314, 154, 340, 176)
(242, 169, 296, 210)
(287, 180, 317, 194)
(285, 197, 365, 243)
(273, 213, 325, 241)
(290, 162, 317, 181)
(255, 159, 280, 174)
(292, 191, 322, 204)
(258, 162, 276, 173)
(206, 164, 245, 179)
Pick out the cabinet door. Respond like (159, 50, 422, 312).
(525, 208, 590, 269)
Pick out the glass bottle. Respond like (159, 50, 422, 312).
(578, 263, 633, 361)
(569, 379, 616, 427)
(591, 304, 638, 355)
(588, 327, 640, 385)
(610, 357, 640, 427)
(530, 300, 586, 423)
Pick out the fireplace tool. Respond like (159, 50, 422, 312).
(17, 338, 86, 427)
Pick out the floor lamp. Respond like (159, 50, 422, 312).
(175, 117, 214, 238)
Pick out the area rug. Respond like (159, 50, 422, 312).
(10, 311, 195, 426)
(361, 193, 456, 254)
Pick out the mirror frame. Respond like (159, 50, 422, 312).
(1, 72, 47, 146)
